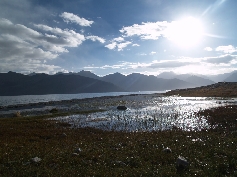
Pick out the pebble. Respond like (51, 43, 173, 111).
(163, 147, 172, 153)
(72, 153, 79, 156)
(31, 157, 41, 163)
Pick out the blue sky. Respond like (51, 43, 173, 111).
(0, 0, 237, 76)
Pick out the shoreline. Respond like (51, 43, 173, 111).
(2, 81, 237, 118)
(0, 93, 164, 118)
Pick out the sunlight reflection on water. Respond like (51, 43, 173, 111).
(54, 96, 237, 132)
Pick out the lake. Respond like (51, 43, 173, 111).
(0, 91, 165, 107)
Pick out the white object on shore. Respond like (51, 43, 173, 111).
(72, 153, 79, 156)
(31, 157, 41, 163)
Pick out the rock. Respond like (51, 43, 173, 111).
(60, 133, 67, 138)
(49, 108, 58, 113)
(117, 106, 127, 110)
(176, 156, 189, 170)
(31, 157, 41, 163)
(74, 148, 82, 153)
(111, 160, 126, 167)
(14, 111, 21, 117)
(163, 147, 172, 153)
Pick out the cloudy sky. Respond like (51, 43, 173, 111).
(1, 0, 237, 76)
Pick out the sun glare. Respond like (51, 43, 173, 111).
(165, 17, 204, 48)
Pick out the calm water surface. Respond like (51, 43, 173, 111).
(0, 91, 164, 106)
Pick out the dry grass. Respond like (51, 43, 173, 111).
(0, 105, 237, 176)
(165, 82, 237, 97)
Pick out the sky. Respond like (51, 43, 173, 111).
(1, 0, 237, 76)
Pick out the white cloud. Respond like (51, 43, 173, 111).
(132, 44, 140, 47)
(149, 60, 190, 68)
(105, 42, 117, 50)
(204, 47, 213, 51)
(113, 37, 124, 42)
(84, 61, 149, 70)
(34, 24, 85, 48)
(117, 41, 132, 51)
(0, 18, 90, 73)
(216, 45, 237, 53)
(0, 19, 58, 60)
(60, 12, 93, 26)
(204, 54, 236, 64)
(0, 58, 62, 74)
(83, 54, 237, 76)
(120, 21, 168, 40)
(105, 39, 131, 51)
(150, 51, 156, 55)
(86, 35, 105, 43)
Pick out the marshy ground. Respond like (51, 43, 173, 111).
(0, 85, 237, 176)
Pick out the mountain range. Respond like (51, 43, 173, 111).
(0, 70, 236, 96)
(0, 72, 124, 96)
(156, 71, 237, 83)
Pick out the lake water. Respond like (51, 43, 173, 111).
(54, 96, 237, 132)
(2, 91, 237, 132)
(0, 91, 165, 107)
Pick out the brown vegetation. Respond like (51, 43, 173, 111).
(165, 82, 237, 97)
(0, 105, 237, 176)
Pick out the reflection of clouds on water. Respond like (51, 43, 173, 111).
(54, 96, 237, 132)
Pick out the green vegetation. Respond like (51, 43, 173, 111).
(0, 104, 236, 176)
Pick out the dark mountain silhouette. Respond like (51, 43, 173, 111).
(77, 70, 100, 80)
(126, 76, 195, 91)
(100, 72, 127, 86)
(2, 70, 232, 96)
(101, 73, 195, 91)
(0, 72, 124, 96)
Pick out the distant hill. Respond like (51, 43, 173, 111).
(157, 71, 177, 79)
(206, 71, 237, 82)
(223, 72, 237, 82)
(157, 72, 215, 86)
(165, 82, 237, 97)
(0, 72, 124, 96)
(184, 75, 215, 87)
